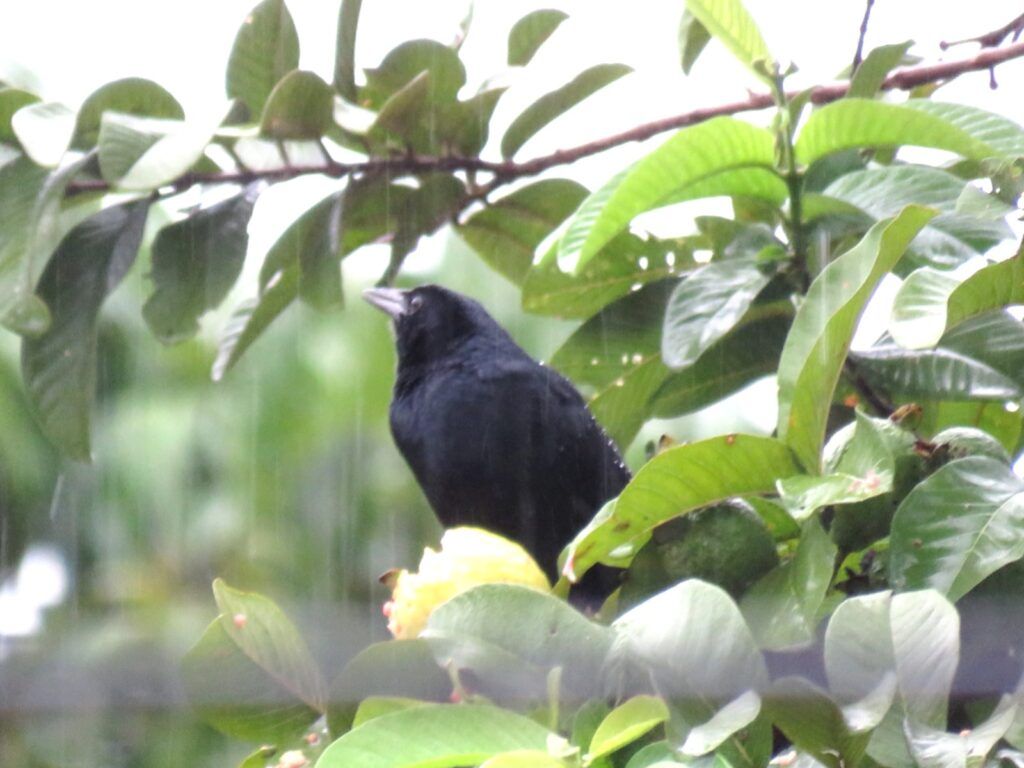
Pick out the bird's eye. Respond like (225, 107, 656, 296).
(408, 295, 424, 313)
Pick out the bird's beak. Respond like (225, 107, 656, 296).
(362, 287, 408, 319)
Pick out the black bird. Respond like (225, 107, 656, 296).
(363, 284, 631, 596)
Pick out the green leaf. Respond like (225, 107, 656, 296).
(848, 41, 913, 99)
(182, 578, 324, 743)
(211, 265, 298, 381)
(226, 0, 300, 117)
(824, 592, 896, 709)
(507, 9, 568, 66)
(21, 200, 149, 461)
(661, 259, 774, 370)
(740, 518, 837, 650)
(72, 77, 184, 149)
(889, 456, 1024, 602)
(776, 206, 936, 472)
(564, 435, 800, 582)
(457, 179, 586, 285)
(588, 696, 670, 761)
(333, 0, 362, 100)
(890, 245, 1024, 350)
(678, 11, 712, 73)
(765, 677, 871, 768)
(681, 690, 763, 756)
(361, 39, 465, 110)
(889, 590, 958, 728)
(557, 118, 781, 273)
(613, 580, 767, 748)
(651, 310, 792, 418)
(777, 411, 899, 519)
(683, 0, 773, 79)
(423, 584, 613, 703)
(873, 314, 1020, 393)
(143, 188, 258, 343)
(523, 233, 685, 319)
(906, 100, 1024, 159)
(260, 70, 333, 139)
(501, 63, 630, 159)
(819, 165, 1011, 269)
(0, 87, 40, 143)
(795, 100, 998, 167)
(442, 85, 506, 156)
(98, 109, 227, 190)
(326, 639, 452, 736)
(11, 101, 75, 166)
(0, 154, 94, 335)
(315, 704, 553, 768)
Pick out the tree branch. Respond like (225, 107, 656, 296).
(66, 38, 1024, 198)
(941, 12, 1024, 50)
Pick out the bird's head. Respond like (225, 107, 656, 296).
(362, 284, 509, 368)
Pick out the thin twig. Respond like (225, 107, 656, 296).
(66, 38, 1024, 199)
(941, 11, 1024, 50)
(852, 0, 876, 73)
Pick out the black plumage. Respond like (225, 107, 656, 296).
(364, 284, 631, 590)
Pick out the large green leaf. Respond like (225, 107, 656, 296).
(564, 435, 800, 581)
(0, 154, 93, 335)
(98, 109, 227, 190)
(683, 0, 772, 79)
(661, 259, 775, 370)
(818, 165, 1012, 270)
(333, 0, 362, 101)
(501, 63, 631, 159)
(740, 518, 837, 650)
(315, 704, 553, 768)
(889, 456, 1024, 603)
(361, 39, 465, 110)
(11, 101, 76, 166)
(226, 0, 300, 117)
(556, 118, 781, 273)
(776, 206, 935, 472)
(182, 579, 325, 743)
(21, 200, 149, 461)
(889, 590, 958, 728)
(795, 100, 999, 167)
(423, 584, 613, 703)
(458, 179, 586, 286)
(326, 639, 452, 736)
(890, 243, 1024, 349)
(613, 580, 767, 751)
(143, 188, 258, 343)
(72, 77, 184, 149)
(906, 101, 1024, 159)
(824, 592, 896, 710)
(507, 9, 567, 66)
(260, 70, 333, 139)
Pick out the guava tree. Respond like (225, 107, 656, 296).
(5, 0, 1024, 766)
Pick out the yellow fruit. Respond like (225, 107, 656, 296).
(383, 527, 550, 639)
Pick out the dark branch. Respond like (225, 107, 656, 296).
(843, 359, 895, 419)
(852, 0, 876, 72)
(66, 38, 1024, 199)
